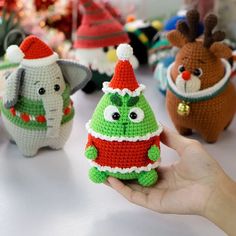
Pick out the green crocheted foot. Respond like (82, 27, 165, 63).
(89, 167, 108, 183)
(138, 169, 158, 187)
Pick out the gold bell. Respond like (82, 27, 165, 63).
(177, 101, 190, 116)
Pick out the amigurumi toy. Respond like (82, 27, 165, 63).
(85, 44, 163, 187)
(1, 35, 91, 156)
(125, 18, 162, 65)
(166, 9, 236, 143)
(150, 12, 204, 95)
(74, 0, 138, 94)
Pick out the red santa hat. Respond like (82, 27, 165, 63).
(6, 35, 58, 67)
(102, 44, 145, 96)
(74, 0, 129, 49)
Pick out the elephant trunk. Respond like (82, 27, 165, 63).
(42, 95, 63, 138)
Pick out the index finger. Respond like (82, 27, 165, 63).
(107, 177, 149, 207)
(160, 126, 195, 156)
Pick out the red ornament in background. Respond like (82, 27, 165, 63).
(45, 0, 124, 40)
(46, 0, 82, 39)
(0, 0, 18, 12)
(34, 0, 57, 11)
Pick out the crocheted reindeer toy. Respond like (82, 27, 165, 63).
(1, 35, 91, 156)
(166, 10, 236, 143)
(85, 44, 162, 187)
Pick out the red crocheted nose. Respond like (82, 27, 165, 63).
(182, 71, 191, 81)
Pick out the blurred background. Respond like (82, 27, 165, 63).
(0, 0, 232, 58)
(0, 0, 236, 92)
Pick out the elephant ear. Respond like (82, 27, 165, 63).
(57, 59, 92, 95)
(3, 68, 25, 109)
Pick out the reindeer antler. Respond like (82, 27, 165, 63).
(203, 14, 225, 48)
(177, 9, 200, 42)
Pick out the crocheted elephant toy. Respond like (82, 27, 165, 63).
(85, 44, 163, 187)
(166, 10, 236, 143)
(1, 35, 91, 156)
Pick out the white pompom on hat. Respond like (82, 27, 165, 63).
(6, 35, 58, 67)
(6, 45, 25, 63)
(102, 43, 145, 97)
(116, 43, 133, 61)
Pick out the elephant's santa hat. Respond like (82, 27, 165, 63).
(6, 35, 58, 67)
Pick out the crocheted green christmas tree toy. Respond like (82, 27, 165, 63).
(0, 35, 91, 157)
(85, 44, 163, 186)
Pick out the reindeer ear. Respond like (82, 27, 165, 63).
(210, 42, 232, 59)
(167, 30, 187, 48)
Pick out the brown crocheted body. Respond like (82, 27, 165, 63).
(166, 82, 236, 142)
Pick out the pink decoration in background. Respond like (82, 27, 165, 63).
(183, 0, 215, 20)
(198, 0, 215, 20)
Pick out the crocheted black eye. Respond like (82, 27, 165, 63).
(193, 68, 203, 77)
(128, 107, 144, 123)
(103, 47, 109, 53)
(104, 105, 120, 122)
(129, 112, 137, 120)
(54, 84, 60, 91)
(38, 87, 46, 95)
(112, 112, 120, 120)
(178, 65, 185, 73)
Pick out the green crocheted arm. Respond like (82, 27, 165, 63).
(148, 145, 160, 161)
(85, 146, 98, 160)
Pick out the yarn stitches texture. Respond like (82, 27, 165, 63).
(166, 9, 236, 143)
(85, 43, 162, 186)
(0, 85, 74, 130)
(1, 34, 92, 157)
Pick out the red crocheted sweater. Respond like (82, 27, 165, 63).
(86, 134, 160, 169)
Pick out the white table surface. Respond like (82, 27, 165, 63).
(0, 67, 235, 236)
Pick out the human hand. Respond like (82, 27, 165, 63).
(107, 127, 236, 230)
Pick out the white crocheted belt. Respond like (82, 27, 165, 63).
(89, 159, 161, 174)
(102, 82, 146, 97)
